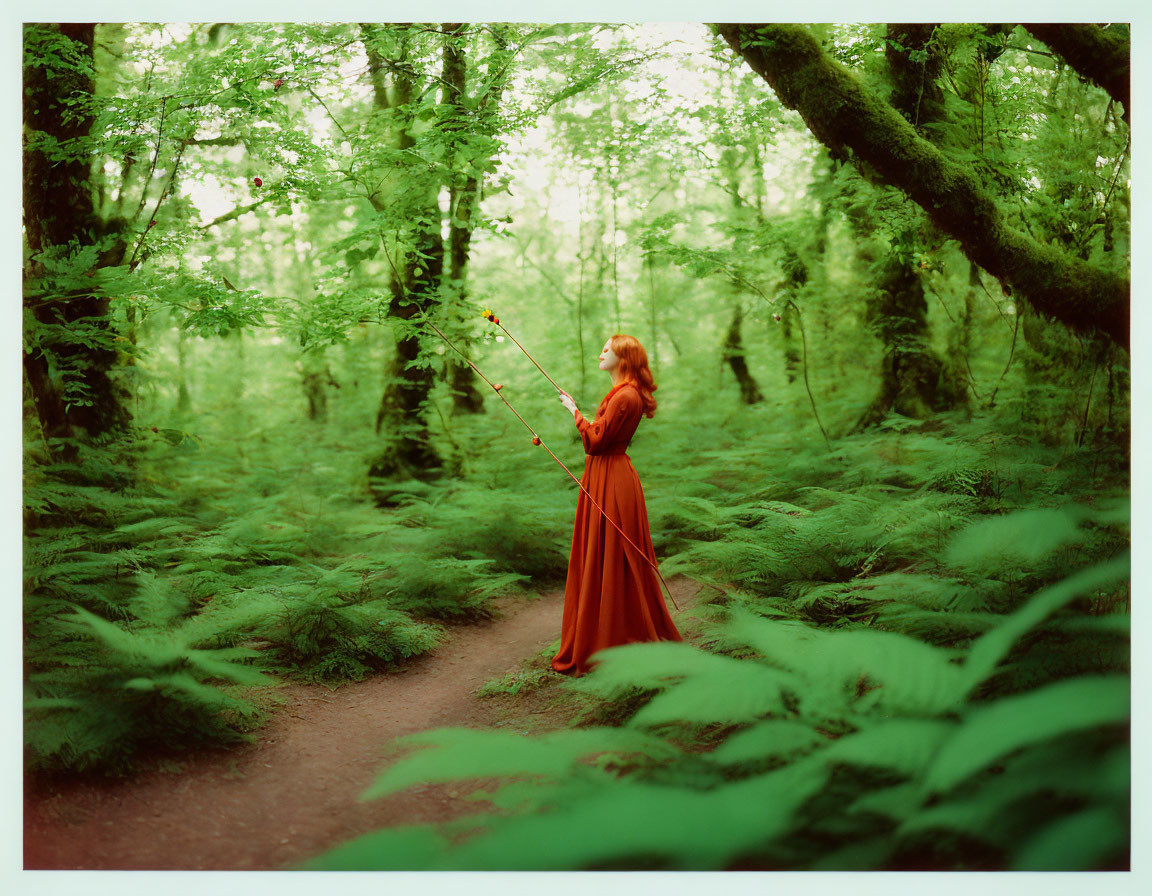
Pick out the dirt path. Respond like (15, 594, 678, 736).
(24, 575, 705, 870)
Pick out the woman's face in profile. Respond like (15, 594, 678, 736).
(598, 339, 619, 373)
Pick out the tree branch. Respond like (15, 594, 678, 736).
(712, 23, 1129, 350)
(196, 196, 275, 230)
(1020, 23, 1129, 125)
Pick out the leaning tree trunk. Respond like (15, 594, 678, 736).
(364, 24, 444, 482)
(1020, 23, 1129, 124)
(22, 23, 132, 457)
(712, 23, 1129, 351)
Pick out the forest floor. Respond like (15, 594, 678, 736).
(24, 574, 707, 871)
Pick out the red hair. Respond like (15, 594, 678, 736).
(608, 333, 657, 418)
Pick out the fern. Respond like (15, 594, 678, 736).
(304, 548, 1128, 871)
(24, 604, 276, 775)
(195, 588, 446, 683)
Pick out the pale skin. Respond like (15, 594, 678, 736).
(559, 337, 619, 418)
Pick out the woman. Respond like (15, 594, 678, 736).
(552, 334, 683, 677)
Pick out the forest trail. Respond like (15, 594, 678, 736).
(24, 574, 705, 871)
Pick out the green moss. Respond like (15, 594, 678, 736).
(714, 23, 1128, 350)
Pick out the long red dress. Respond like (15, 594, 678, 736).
(551, 380, 683, 676)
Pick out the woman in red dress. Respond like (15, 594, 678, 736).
(551, 334, 683, 677)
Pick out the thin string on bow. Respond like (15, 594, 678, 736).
(481, 309, 565, 395)
(414, 310, 680, 612)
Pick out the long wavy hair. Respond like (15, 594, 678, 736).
(605, 333, 658, 419)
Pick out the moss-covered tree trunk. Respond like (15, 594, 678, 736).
(576, 179, 590, 393)
(938, 260, 981, 414)
(776, 248, 807, 385)
(722, 302, 764, 404)
(441, 23, 484, 414)
(645, 251, 660, 379)
(717, 142, 765, 404)
(176, 327, 192, 412)
(365, 24, 444, 482)
(440, 24, 515, 415)
(713, 23, 1129, 351)
(22, 23, 132, 455)
(853, 24, 967, 429)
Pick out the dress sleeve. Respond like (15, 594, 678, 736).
(574, 387, 640, 454)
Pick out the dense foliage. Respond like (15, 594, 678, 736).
(23, 21, 1128, 870)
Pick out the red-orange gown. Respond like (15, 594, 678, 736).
(551, 380, 683, 676)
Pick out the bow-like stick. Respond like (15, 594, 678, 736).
(481, 309, 565, 394)
(416, 310, 680, 612)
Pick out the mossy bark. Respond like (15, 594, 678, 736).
(723, 303, 764, 405)
(776, 248, 807, 385)
(441, 23, 486, 415)
(851, 24, 966, 429)
(365, 25, 444, 482)
(300, 352, 338, 421)
(713, 23, 1129, 351)
(23, 23, 133, 453)
(939, 261, 980, 413)
(1020, 23, 1129, 124)
(717, 142, 766, 405)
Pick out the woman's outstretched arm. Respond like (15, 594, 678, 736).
(572, 388, 639, 454)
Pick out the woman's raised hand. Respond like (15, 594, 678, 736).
(558, 390, 577, 414)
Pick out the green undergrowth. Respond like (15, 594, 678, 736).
(22, 404, 574, 776)
(299, 402, 1129, 871)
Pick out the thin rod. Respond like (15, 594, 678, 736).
(494, 319, 565, 394)
(419, 313, 680, 612)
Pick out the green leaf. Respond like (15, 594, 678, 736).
(297, 824, 450, 871)
(444, 759, 831, 871)
(1011, 806, 1128, 870)
(943, 505, 1092, 570)
(962, 553, 1130, 693)
(710, 719, 826, 765)
(815, 718, 955, 777)
(921, 675, 1130, 795)
(359, 726, 681, 801)
(718, 606, 969, 715)
(576, 640, 798, 726)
